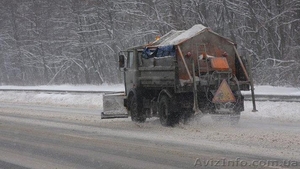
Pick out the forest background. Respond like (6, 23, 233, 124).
(0, 0, 299, 86)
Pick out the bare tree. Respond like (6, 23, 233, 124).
(0, 0, 299, 86)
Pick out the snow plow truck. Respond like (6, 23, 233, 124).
(101, 24, 256, 126)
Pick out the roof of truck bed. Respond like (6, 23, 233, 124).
(147, 24, 235, 47)
(124, 24, 235, 51)
(149, 24, 207, 46)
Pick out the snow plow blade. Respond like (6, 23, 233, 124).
(101, 112, 128, 119)
(101, 93, 128, 119)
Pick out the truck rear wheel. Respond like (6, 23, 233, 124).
(159, 95, 174, 126)
(130, 95, 146, 123)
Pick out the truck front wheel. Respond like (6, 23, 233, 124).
(159, 95, 174, 126)
(130, 95, 146, 123)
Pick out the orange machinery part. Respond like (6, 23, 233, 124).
(211, 57, 230, 71)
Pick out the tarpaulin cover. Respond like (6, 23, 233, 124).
(142, 45, 175, 59)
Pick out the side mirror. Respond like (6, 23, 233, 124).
(119, 55, 125, 69)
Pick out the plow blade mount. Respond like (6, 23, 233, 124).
(101, 93, 128, 119)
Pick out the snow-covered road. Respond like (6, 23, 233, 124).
(0, 84, 299, 168)
(0, 102, 299, 168)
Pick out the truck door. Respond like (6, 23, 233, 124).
(101, 50, 137, 119)
(124, 50, 138, 96)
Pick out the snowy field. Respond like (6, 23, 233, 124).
(242, 85, 300, 96)
(0, 83, 125, 92)
(0, 84, 299, 122)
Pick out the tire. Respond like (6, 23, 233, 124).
(130, 95, 146, 123)
(158, 95, 173, 126)
(177, 109, 192, 124)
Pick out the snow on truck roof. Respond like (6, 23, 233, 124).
(148, 24, 234, 47)
(150, 24, 208, 46)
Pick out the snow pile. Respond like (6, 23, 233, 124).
(243, 101, 300, 122)
(242, 85, 300, 95)
(152, 30, 184, 46)
(0, 91, 103, 109)
(0, 83, 125, 92)
(1, 84, 298, 96)
(241, 85, 300, 121)
(0, 84, 125, 109)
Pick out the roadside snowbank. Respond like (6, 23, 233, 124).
(0, 91, 103, 109)
(0, 84, 124, 108)
(243, 101, 300, 122)
(0, 83, 125, 92)
(242, 85, 300, 95)
(0, 84, 299, 95)
(0, 84, 299, 121)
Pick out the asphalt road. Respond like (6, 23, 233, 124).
(0, 103, 299, 169)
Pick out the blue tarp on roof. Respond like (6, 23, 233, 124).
(142, 45, 175, 59)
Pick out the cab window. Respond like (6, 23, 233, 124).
(127, 51, 134, 68)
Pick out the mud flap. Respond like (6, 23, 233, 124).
(101, 93, 128, 119)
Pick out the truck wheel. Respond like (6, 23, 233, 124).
(130, 95, 146, 123)
(159, 95, 173, 126)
